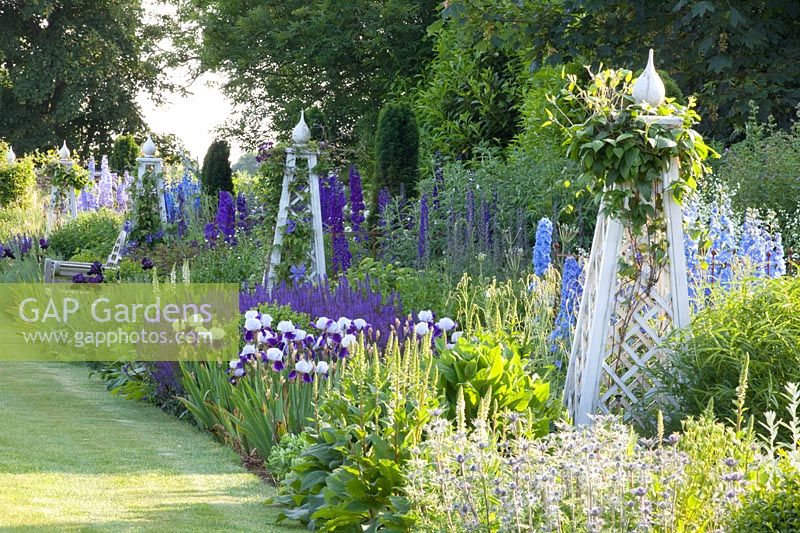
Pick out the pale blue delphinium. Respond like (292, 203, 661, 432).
(533, 217, 553, 277)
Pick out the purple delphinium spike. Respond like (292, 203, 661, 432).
(533, 217, 553, 276)
(216, 190, 236, 245)
(204, 222, 218, 246)
(78, 183, 97, 212)
(320, 174, 337, 230)
(377, 187, 391, 228)
(236, 192, 249, 233)
(349, 165, 366, 241)
(330, 177, 352, 272)
(465, 188, 475, 229)
(418, 193, 429, 265)
(682, 196, 701, 299)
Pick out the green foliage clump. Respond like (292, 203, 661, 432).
(190, 235, 266, 287)
(0, 143, 35, 208)
(711, 111, 800, 241)
(375, 102, 420, 199)
(549, 67, 715, 232)
(414, 21, 523, 159)
(0, 198, 44, 241)
(130, 168, 162, 244)
(109, 135, 139, 173)
(675, 411, 761, 527)
(659, 277, 800, 436)
(435, 333, 559, 436)
(266, 432, 311, 482)
(273, 338, 437, 531)
(729, 461, 800, 533)
(346, 257, 451, 316)
(48, 209, 122, 260)
(201, 139, 233, 197)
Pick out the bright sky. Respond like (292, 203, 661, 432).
(136, 71, 243, 163)
(136, 0, 242, 163)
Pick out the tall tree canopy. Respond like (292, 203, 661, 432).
(169, 0, 438, 150)
(0, 0, 168, 156)
(440, 0, 800, 142)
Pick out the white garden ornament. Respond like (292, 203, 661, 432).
(564, 51, 690, 425)
(264, 111, 327, 289)
(6, 146, 15, 164)
(46, 140, 79, 233)
(136, 133, 168, 225)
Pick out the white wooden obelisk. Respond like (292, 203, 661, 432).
(264, 111, 327, 289)
(46, 141, 79, 234)
(564, 50, 691, 425)
(136, 134, 168, 225)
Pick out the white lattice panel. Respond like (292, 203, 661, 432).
(565, 151, 690, 425)
(265, 147, 326, 290)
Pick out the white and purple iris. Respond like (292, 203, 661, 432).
(229, 310, 375, 384)
(407, 310, 462, 349)
(229, 309, 461, 384)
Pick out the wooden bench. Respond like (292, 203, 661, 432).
(44, 228, 128, 283)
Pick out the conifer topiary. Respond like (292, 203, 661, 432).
(201, 139, 233, 197)
(109, 135, 139, 173)
(375, 101, 420, 200)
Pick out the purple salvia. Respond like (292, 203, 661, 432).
(240, 277, 402, 348)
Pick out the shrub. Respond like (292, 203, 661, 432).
(729, 459, 800, 533)
(0, 155, 35, 208)
(109, 134, 139, 173)
(346, 257, 451, 317)
(48, 209, 123, 259)
(201, 139, 233, 197)
(414, 23, 522, 159)
(375, 101, 420, 200)
(657, 277, 800, 437)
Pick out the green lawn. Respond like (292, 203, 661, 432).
(0, 362, 302, 532)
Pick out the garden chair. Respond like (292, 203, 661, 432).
(43, 227, 128, 283)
